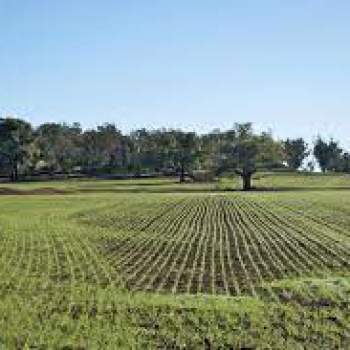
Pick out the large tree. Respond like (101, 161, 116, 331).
(283, 138, 309, 170)
(35, 122, 82, 174)
(81, 123, 127, 173)
(229, 123, 283, 191)
(313, 137, 343, 172)
(0, 118, 33, 181)
(172, 131, 198, 182)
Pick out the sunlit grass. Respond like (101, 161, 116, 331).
(0, 174, 350, 348)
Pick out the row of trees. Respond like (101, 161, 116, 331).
(0, 117, 349, 189)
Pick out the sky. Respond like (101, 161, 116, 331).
(1, 0, 350, 148)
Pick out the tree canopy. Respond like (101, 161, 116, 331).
(283, 138, 309, 170)
(313, 137, 344, 173)
(0, 117, 349, 190)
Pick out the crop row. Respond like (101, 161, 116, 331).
(100, 195, 350, 296)
(1, 194, 349, 298)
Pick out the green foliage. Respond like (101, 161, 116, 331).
(284, 138, 310, 170)
(219, 123, 284, 190)
(0, 118, 33, 180)
(81, 123, 127, 173)
(35, 122, 83, 173)
(314, 137, 344, 173)
(1, 116, 349, 190)
(0, 118, 288, 187)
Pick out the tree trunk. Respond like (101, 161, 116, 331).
(179, 162, 185, 183)
(10, 162, 18, 182)
(242, 173, 252, 191)
(235, 169, 254, 191)
(14, 163, 18, 181)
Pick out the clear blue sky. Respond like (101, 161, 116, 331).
(1, 0, 350, 148)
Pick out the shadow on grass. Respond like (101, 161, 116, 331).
(0, 187, 68, 195)
(1, 185, 350, 196)
(78, 181, 179, 188)
(0, 186, 217, 195)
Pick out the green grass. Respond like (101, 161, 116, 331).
(1, 173, 350, 348)
(219, 171, 350, 191)
(0, 177, 217, 194)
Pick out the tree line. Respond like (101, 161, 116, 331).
(0, 117, 349, 190)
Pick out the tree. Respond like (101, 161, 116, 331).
(228, 123, 283, 191)
(199, 129, 225, 175)
(173, 131, 198, 182)
(81, 123, 127, 174)
(342, 153, 350, 173)
(129, 129, 155, 175)
(337, 152, 350, 173)
(313, 137, 343, 172)
(4, 116, 349, 184)
(35, 122, 82, 174)
(283, 138, 309, 170)
(313, 137, 329, 173)
(0, 117, 33, 181)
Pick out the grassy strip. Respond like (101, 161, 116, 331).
(1, 280, 350, 349)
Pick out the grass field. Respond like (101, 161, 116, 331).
(1, 173, 350, 348)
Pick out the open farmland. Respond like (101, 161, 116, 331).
(1, 175, 350, 348)
(79, 194, 350, 297)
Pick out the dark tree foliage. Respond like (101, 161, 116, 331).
(1, 116, 348, 188)
(81, 123, 126, 174)
(0, 118, 33, 181)
(313, 137, 343, 172)
(283, 138, 309, 170)
(35, 122, 82, 174)
(173, 131, 198, 182)
(342, 153, 350, 173)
